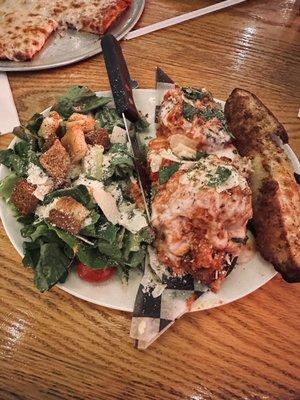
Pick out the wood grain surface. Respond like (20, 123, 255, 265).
(0, 0, 300, 399)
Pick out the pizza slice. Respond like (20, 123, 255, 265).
(0, 11, 58, 61)
(49, 0, 132, 35)
(0, 0, 131, 62)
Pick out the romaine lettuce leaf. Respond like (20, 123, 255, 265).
(0, 149, 27, 177)
(0, 140, 41, 177)
(13, 124, 42, 151)
(135, 113, 150, 133)
(122, 227, 154, 260)
(95, 106, 125, 133)
(51, 86, 111, 118)
(98, 241, 123, 261)
(26, 113, 44, 134)
(22, 221, 76, 292)
(104, 144, 134, 180)
(77, 244, 119, 269)
(0, 173, 19, 201)
(43, 184, 94, 209)
(33, 243, 72, 292)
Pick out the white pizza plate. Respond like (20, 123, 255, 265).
(1, 89, 299, 312)
(0, 0, 145, 72)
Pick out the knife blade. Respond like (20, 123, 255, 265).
(101, 34, 151, 221)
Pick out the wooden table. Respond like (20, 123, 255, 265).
(1, 1, 299, 399)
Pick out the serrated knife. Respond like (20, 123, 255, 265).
(101, 34, 151, 221)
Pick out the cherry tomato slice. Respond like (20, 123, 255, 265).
(77, 263, 116, 283)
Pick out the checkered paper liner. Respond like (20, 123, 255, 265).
(130, 252, 208, 349)
(130, 247, 240, 349)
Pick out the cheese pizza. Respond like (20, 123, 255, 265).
(48, 0, 132, 35)
(0, 0, 131, 61)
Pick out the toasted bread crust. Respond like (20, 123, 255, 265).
(225, 88, 300, 282)
(39, 139, 71, 179)
(85, 128, 110, 149)
(48, 196, 89, 235)
(11, 180, 39, 216)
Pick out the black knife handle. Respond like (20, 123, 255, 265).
(101, 34, 139, 123)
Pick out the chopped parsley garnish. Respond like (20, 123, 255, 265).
(182, 87, 205, 101)
(207, 166, 232, 187)
(159, 162, 180, 184)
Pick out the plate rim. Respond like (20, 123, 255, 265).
(2, 88, 298, 313)
(0, 0, 145, 72)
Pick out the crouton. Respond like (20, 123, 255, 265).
(39, 139, 71, 179)
(38, 111, 62, 150)
(67, 113, 96, 133)
(11, 180, 39, 215)
(61, 125, 88, 162)
(48, 196, 90, 235)
(85, 127, 110, 149)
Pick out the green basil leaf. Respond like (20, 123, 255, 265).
(182, 87, 205, 101)
(159, 162, 180, 184)
(207, 166, 232, 187)
(196, 151, 209, 160)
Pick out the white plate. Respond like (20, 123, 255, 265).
(0, 0, 145, 72)
(2, 89, 299, 312)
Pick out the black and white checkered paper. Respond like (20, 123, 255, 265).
(130, 253, 207, 349)
(130, 247, 240, 349)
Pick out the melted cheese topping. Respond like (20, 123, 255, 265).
(181, 156, 248, 194)
(158, 87, 232, 152)
(0, 11, 58, 61)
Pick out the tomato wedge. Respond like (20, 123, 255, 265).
(77, 263, 116, 283)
